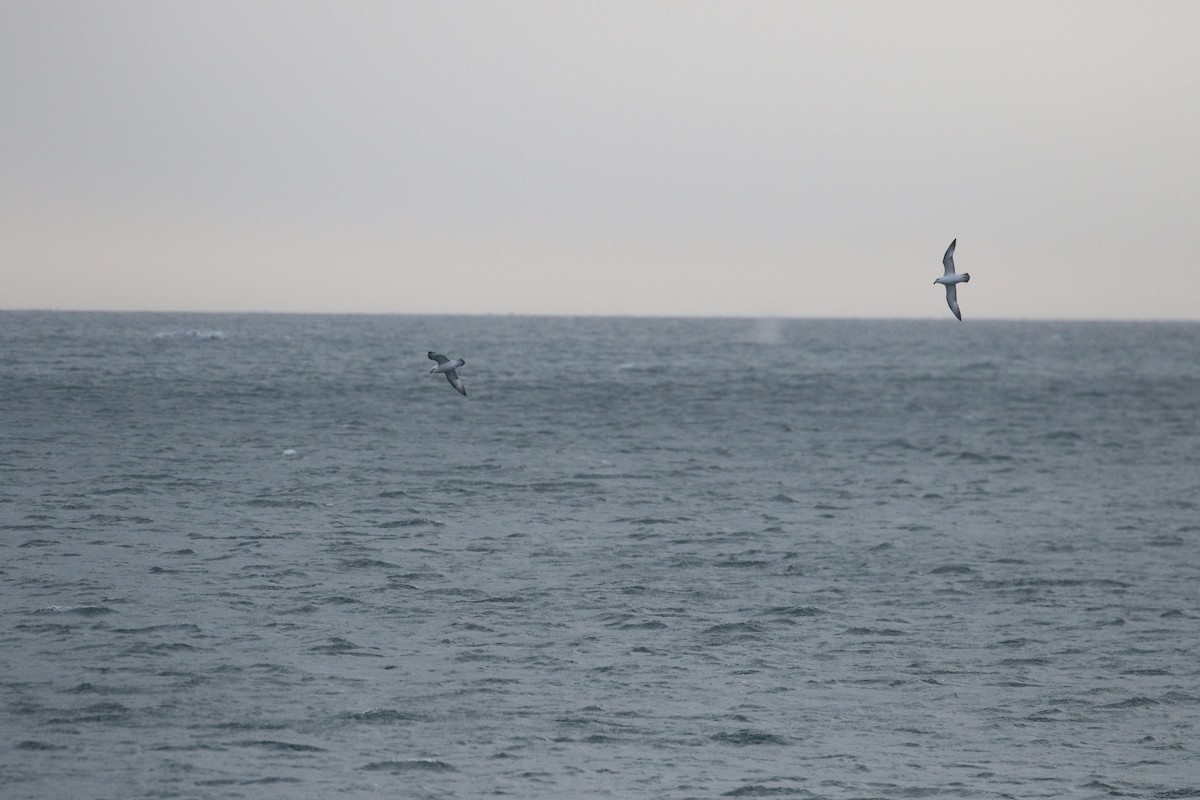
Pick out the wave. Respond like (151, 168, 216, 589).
(710, 729, 787, 748)
(233, 739, 325, 752)
(343, 708, 426, 724)
(766, 606, 824, 618)
(154, 329, 226, 340)
(34, 605, 115, 616)
(711, 729, 791, 746)
(375, 517, 444, 528)
(361, 759, 456, 773)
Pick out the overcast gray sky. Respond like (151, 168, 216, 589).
(3, 1, 1198, 318)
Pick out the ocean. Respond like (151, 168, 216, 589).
(1, 311, 1198, 799)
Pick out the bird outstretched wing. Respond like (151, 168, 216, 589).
(945, 283, 962, 321)
(445, 370, 467, 396)
(942, 239, 957, 276)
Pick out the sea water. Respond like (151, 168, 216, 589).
(1, 311, 1198, 798)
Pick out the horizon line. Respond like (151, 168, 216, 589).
(2, 307, 1198, 324)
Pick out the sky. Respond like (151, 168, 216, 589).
(3, 1, 1199, 319)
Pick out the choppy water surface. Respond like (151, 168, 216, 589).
(2, 311, 1198, 799)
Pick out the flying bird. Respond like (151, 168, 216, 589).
(427, 351, 467, 396)
(934, 239, 971, 320)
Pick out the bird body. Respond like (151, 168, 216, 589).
(428, 357, 465, 375)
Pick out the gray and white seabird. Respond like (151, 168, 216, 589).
(934, 239, 971, 320)
(427, 351, 467, 396)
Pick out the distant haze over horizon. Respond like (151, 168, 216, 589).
(4, 2, 1199, 320)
